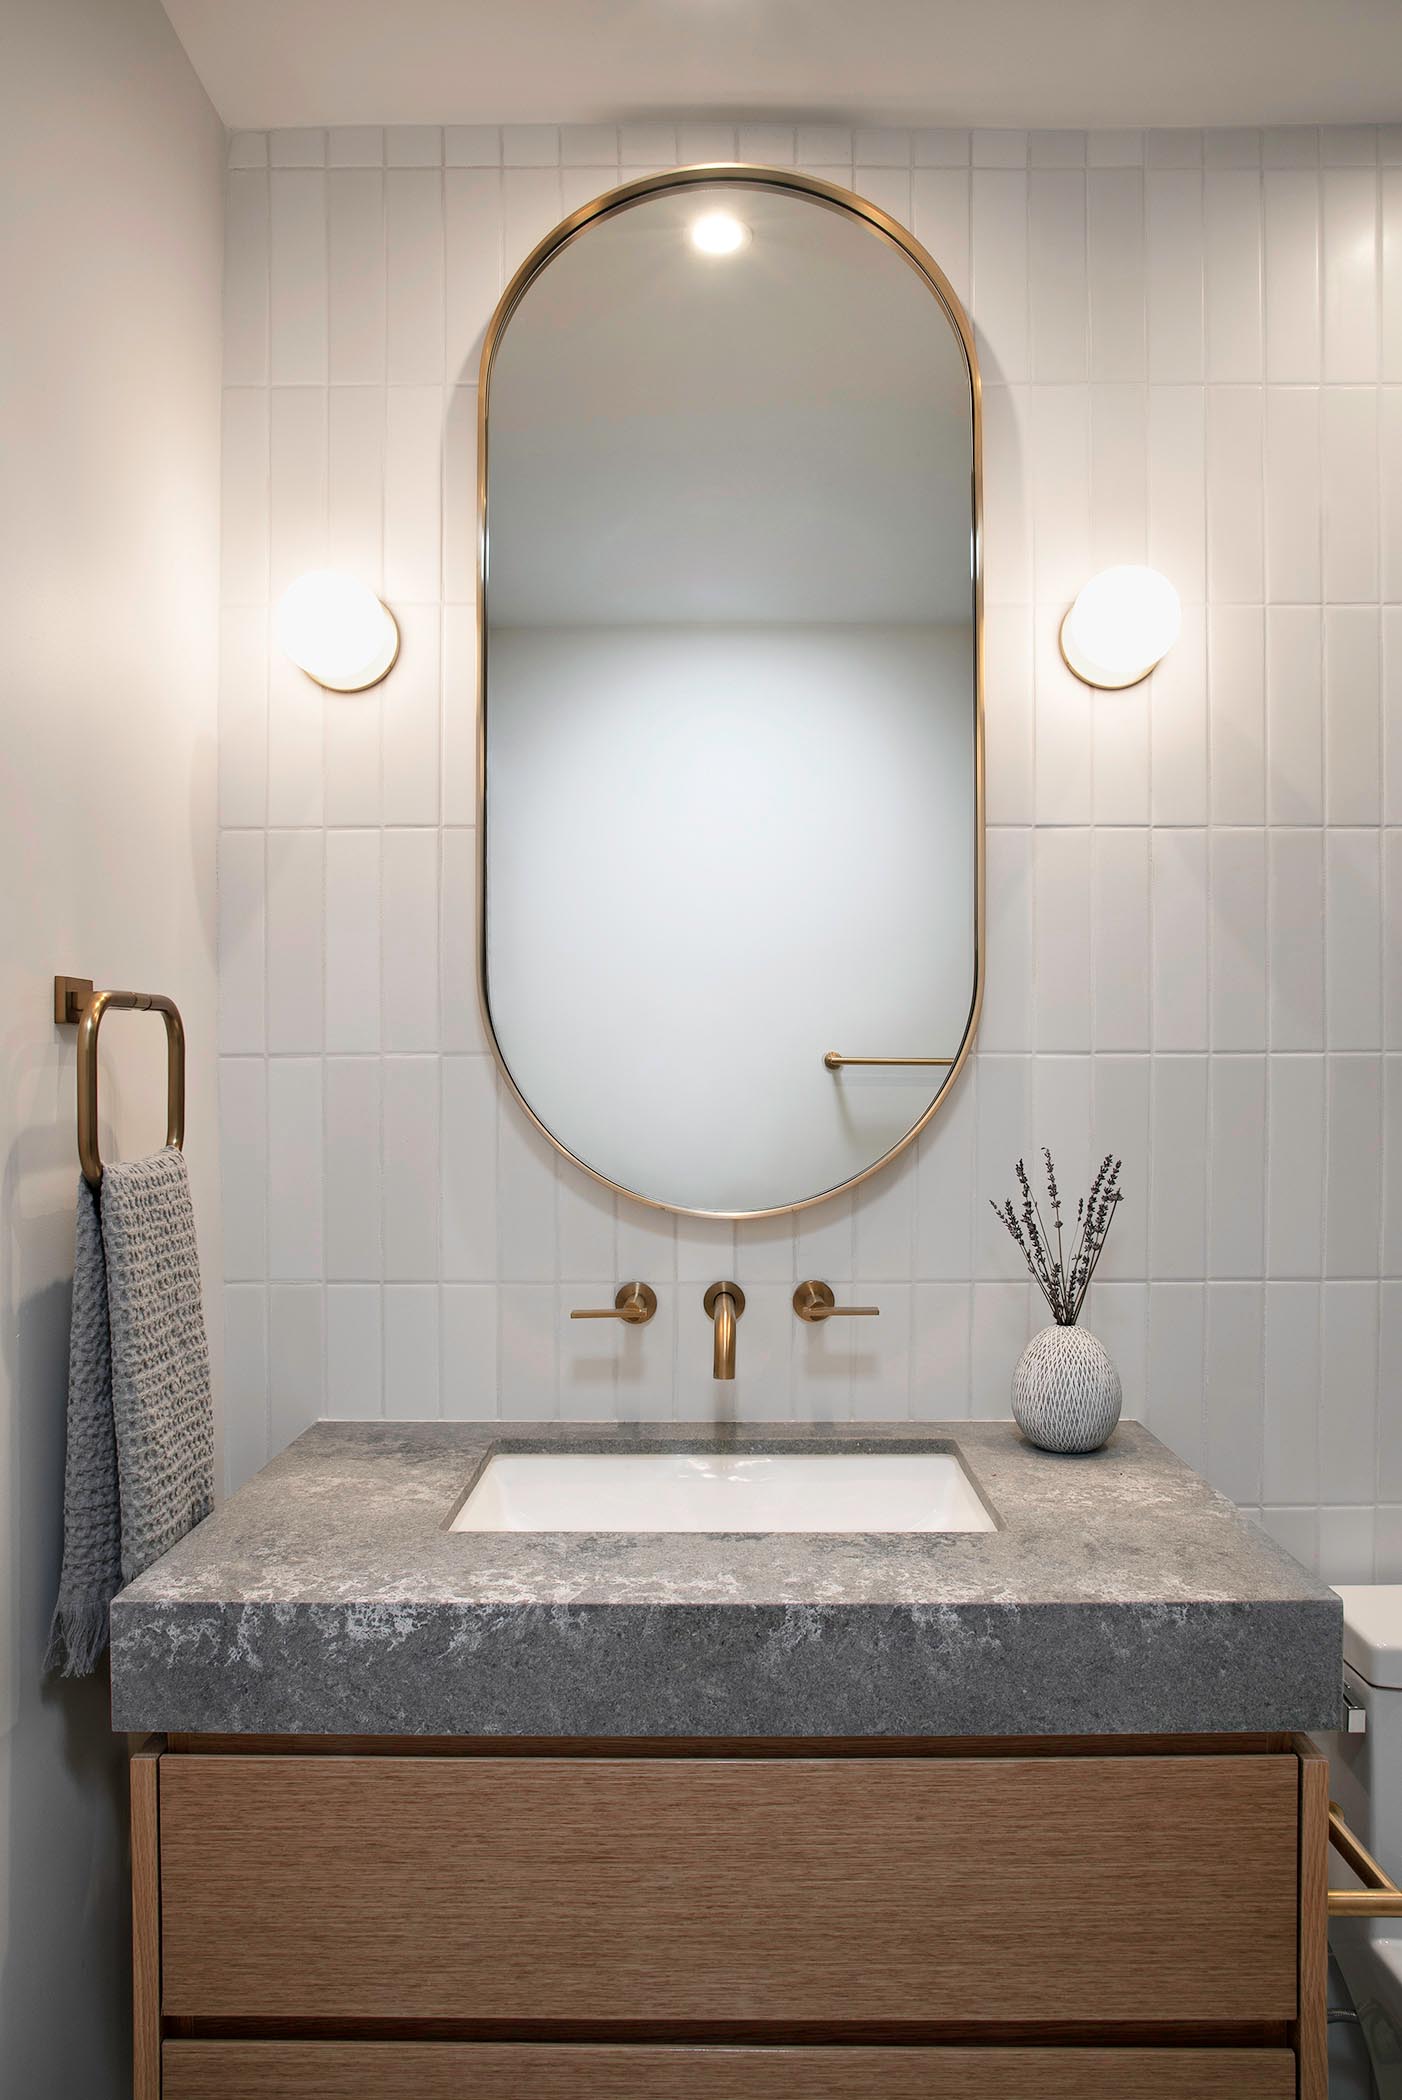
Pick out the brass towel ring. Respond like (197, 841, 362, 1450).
(54, 977, 186, 1188)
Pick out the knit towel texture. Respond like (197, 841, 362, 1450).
(45, 1148, 214, 1677)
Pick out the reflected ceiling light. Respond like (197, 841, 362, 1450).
(689, 210, 748, 256)
(275, 569, 400, 692)
(1059, 565, 1181, 691)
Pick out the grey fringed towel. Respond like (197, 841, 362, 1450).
(45, 1148, 214, 1677)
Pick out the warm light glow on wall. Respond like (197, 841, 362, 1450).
(275, 570, 400, 692)
(1059, 565, 1181, 691)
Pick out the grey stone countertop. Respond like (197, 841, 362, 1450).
(109, 1418, 1341, 1739)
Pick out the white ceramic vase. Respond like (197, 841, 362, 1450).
(1012, 1324, 1122, 1454)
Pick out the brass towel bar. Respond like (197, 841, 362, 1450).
(824, 1053, 956, 1070)
(1328, 1801, 1402, 1917)
(54, 976, 186, 1189)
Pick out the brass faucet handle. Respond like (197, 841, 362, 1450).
(569, 1283, 658, 1325)
(793, 1280, 881, 1323)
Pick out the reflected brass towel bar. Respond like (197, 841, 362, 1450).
(54, 976, 186, 1189)
(824, 1052, 956, 1070)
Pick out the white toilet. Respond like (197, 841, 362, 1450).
(1323, 1587, 1402, 2098)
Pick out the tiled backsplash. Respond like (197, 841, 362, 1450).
(217, 119, 1402, 1582)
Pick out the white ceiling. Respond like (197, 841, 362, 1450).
(161, 0, 1402, 133)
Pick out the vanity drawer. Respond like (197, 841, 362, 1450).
(162, 2041, 1297, 2099)
(159, 1752, 1299, 2025)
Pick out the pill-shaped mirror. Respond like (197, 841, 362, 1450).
(478, 167, 982, 1218)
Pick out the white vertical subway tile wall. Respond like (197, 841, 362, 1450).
(218, 120, 1402, 1581)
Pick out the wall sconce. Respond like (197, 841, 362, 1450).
(689, 210, 749, 256)
(1059, 565, 1181, 691)
(275, 569, 400, 692)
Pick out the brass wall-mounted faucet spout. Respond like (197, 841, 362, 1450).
(703, 1282, 746, 1380)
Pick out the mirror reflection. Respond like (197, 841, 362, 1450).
(481, 173, 981, 1216)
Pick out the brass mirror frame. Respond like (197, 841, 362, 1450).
(475, 164, 985, 1222)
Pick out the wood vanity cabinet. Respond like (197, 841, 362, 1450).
(134, 1732, 1329, 2100)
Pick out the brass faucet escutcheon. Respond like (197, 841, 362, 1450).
(703, 1281, 746, 1380)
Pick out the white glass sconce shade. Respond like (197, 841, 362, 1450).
(275, 569, 400, 692)
(689, 210, 749, 256)
(1059, 565, 1181, 690)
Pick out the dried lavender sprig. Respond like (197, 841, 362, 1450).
(991, 1197, 1029, 1263)
(1042, 1146, 1066, 1306)
(1093, 1167, 1123, 1256)
(1042, 1146, 1062, 1221)
(1030, 1187, 1064, 1313)
(990, 1194, 1061, 1321)
(1069, 1238, 1109, 1321)
(1068, 1160, 1124, 1322)
(1013, 1159, 1061, 1309)
(1070, 1232, 1111, 1322)
(1013, 1156, 1067, 1319)
(1002, 1174, 1067, 1321)
(1064, 1153, 1118, 1304)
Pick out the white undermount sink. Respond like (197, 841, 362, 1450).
(450, 1450, 995, 1535)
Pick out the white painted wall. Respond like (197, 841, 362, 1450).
(0, 3, 224, 2090)
(217, 119, 1401, 1585)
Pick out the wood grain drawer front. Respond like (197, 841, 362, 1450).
(162, 2042, 1297, 2100)
(159, 1754, 1299, 2025)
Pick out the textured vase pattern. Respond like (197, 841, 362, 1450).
(1012, 1324, 1122, 1454)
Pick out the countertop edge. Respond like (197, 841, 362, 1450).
(109, 1590, 1343, 1741)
